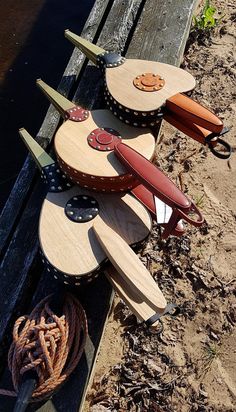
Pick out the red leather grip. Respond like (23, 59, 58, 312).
(166, 93, 223, 134)
(163, 112, 217, 147)
(115, 142, 190, 211)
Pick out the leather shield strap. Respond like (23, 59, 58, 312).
(166, 93, 223, 133)
(115, 142, 204, 237)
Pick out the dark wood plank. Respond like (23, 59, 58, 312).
(0, 0, 111, 256)
(0, 0, 111, 365)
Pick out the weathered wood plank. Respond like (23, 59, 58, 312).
(127, 0, 198, 64)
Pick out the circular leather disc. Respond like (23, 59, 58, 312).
(133, 73, 165, 92)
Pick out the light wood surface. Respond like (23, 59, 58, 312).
(106, 59, 195, 111)
(94, 217, 166, 311)
(105, 266, 164, 326)
(39, 187, 152, 277)
(55, 109, 155, 177)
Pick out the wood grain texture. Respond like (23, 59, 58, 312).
(94, 217, 166, 310)
(39, 187, 151, 276)
(106, 59, 195, 112)
(127, 0, 198, 65)
(55, 110, 155, 177)
(106, 266, 164, 326)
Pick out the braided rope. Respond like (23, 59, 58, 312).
(0, 293, 88, 402)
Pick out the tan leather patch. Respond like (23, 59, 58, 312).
(133, 73, 165, 92)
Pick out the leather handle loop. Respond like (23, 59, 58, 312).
(145, 303, 180, 327)
(206, 137, 232, 159)
(177, 202, 204, 227)
(161, 203, 204, 239)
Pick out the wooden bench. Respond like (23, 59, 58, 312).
(0, 0, 197, 410)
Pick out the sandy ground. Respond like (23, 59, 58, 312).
(84, 1, 236, 411)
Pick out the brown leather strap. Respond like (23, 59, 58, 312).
(163, 112, 216, 146)
(166, 93, 223, 133)
(164, 113, 231, 159)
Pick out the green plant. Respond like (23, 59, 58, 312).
(195, 193, 205, 208)
(193, 0, 223, 30)
(198, 342, 220, 378)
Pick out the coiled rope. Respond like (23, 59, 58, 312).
(0, 292, 88, 402)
